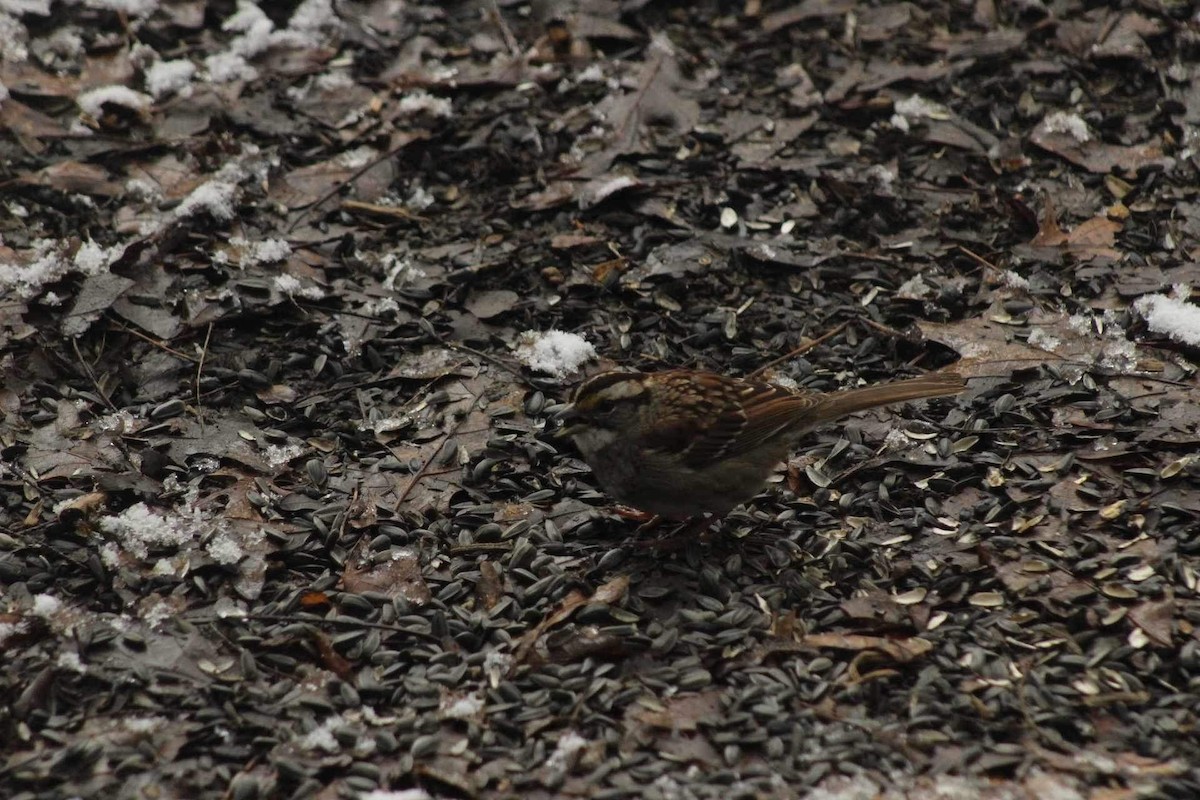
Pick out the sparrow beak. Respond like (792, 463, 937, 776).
(551, 405, 585, 438)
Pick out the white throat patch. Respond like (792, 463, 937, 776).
(570, 426, 619, 458)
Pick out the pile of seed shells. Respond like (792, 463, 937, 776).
(4, 336, 1199, 798)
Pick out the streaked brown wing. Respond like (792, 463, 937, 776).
(638, 371, 816, 469)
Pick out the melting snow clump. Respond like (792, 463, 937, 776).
(515, 330, 597, 378)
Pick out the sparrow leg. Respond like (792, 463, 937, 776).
(614, 506, 659, 526)
(628, 514, 718, 550)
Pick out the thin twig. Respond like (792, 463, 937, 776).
(107, 317, 198, 363)
(195, 322, 213, 412)
(614, 53, 664, 144)
(858, 317, 912, 341)
(393, 381, 487, 510)
(193, 613, 440, 642)
(286, 141, 412, 233)
(487, 0, 521, 57)
(957, 245, 1000, 274)
(747, 322, 848, 380)
(340, 198, 428, 222)
(449, 542, 513, 555)
(70, 338, 118, 412)
(444, 340, 537, 387)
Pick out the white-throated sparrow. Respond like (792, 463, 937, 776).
(558, 369, 964, 521)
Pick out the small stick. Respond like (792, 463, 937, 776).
(195, 322, 213, 416)
(747, 321, 848, 380)
(71, 338, 118, 412)
(957, 245, 1000, 274)
(107, 317, 198, 363)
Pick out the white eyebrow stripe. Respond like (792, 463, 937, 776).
(595, 380, 645, 401)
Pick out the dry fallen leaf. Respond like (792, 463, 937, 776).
(512, 574, 631, 667)
(342, 549, 432, 606)
(1030, 117, 1173, 174)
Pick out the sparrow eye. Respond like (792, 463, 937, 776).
(589, 397, 620, 418)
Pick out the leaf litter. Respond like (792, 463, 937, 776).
(2, 1, 1200, 799)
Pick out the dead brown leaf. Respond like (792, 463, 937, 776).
(270, 151, 395, 210)
(0, 98, 73, 153)
(761, 0, 857, 33)
(1127, 597, 1174, 648)
(310, 630, 355, 680)
(465, 289, 519, 320)
(342, 549, 432, 606)
(918, 303, 1139, 379)
(623, 690, 722, 765)
(13, 160, 124, 197)
(550, 232, 604, 250)
(1030, 118, 1173, 175)
(512, 575, 630, 668)
(475, 560, 503, 610)
(1030, 194, 1123, 260)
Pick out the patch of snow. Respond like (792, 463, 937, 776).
(515, 330, 597, 378)
(140, 597, 176, 627)
(357, 790, 432, 800)
(57, 650, 86, 672)
(894, 94, 951, 120)
(223, 1, 275, 56)
(891, 94, 951, 131)
(123, 716, 168, 734)
(363, 296, 400, 317)
(483, 648, 512, 684)
(77, 85, 152, 116)
(144, 59, 196, 98)
(406, 185, 435, 210)
(1000, 270, 1029, 289)
(337, 146, 378, 169)
(264, 442, 305, 468)
(1042, 111, 1091, 142)
(83, 0, 157, 16)
(98, 503, 194, 559)
(124, 177, 162, 201)
(206, 532, 244, 564)
(31, 594, 61, 617)
(95, 409, 138, 432)
(175, 180, 239, 220)
(380, 254, 426, 289)
(297, 717, 341, 752)
(1027, 327, 1060, 352)
(288, 0, 340, 38)
(896, 274, 931, 299)
(1, 0, 48, 14)
(204, 52, 258, 83)
(314, 70, 354, 91)
(0, 239, 71, 297)
(1067, 314, 1094, 335)
(543, 730, 588, 773)
(75, 239, 125, 274)
(229, 236, 291, 268)
(397, 89, 451, 117)
(577, 63, 605, 83)
(0, 13, 30, 63)
(883, 428, 917, 451)
(440, 692, 484, 720)
(1134, 292, 1200, 347)
(1098, 336, 1136, 373)
(36, 27, 83, 59)
(273, 273, 326, 299)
